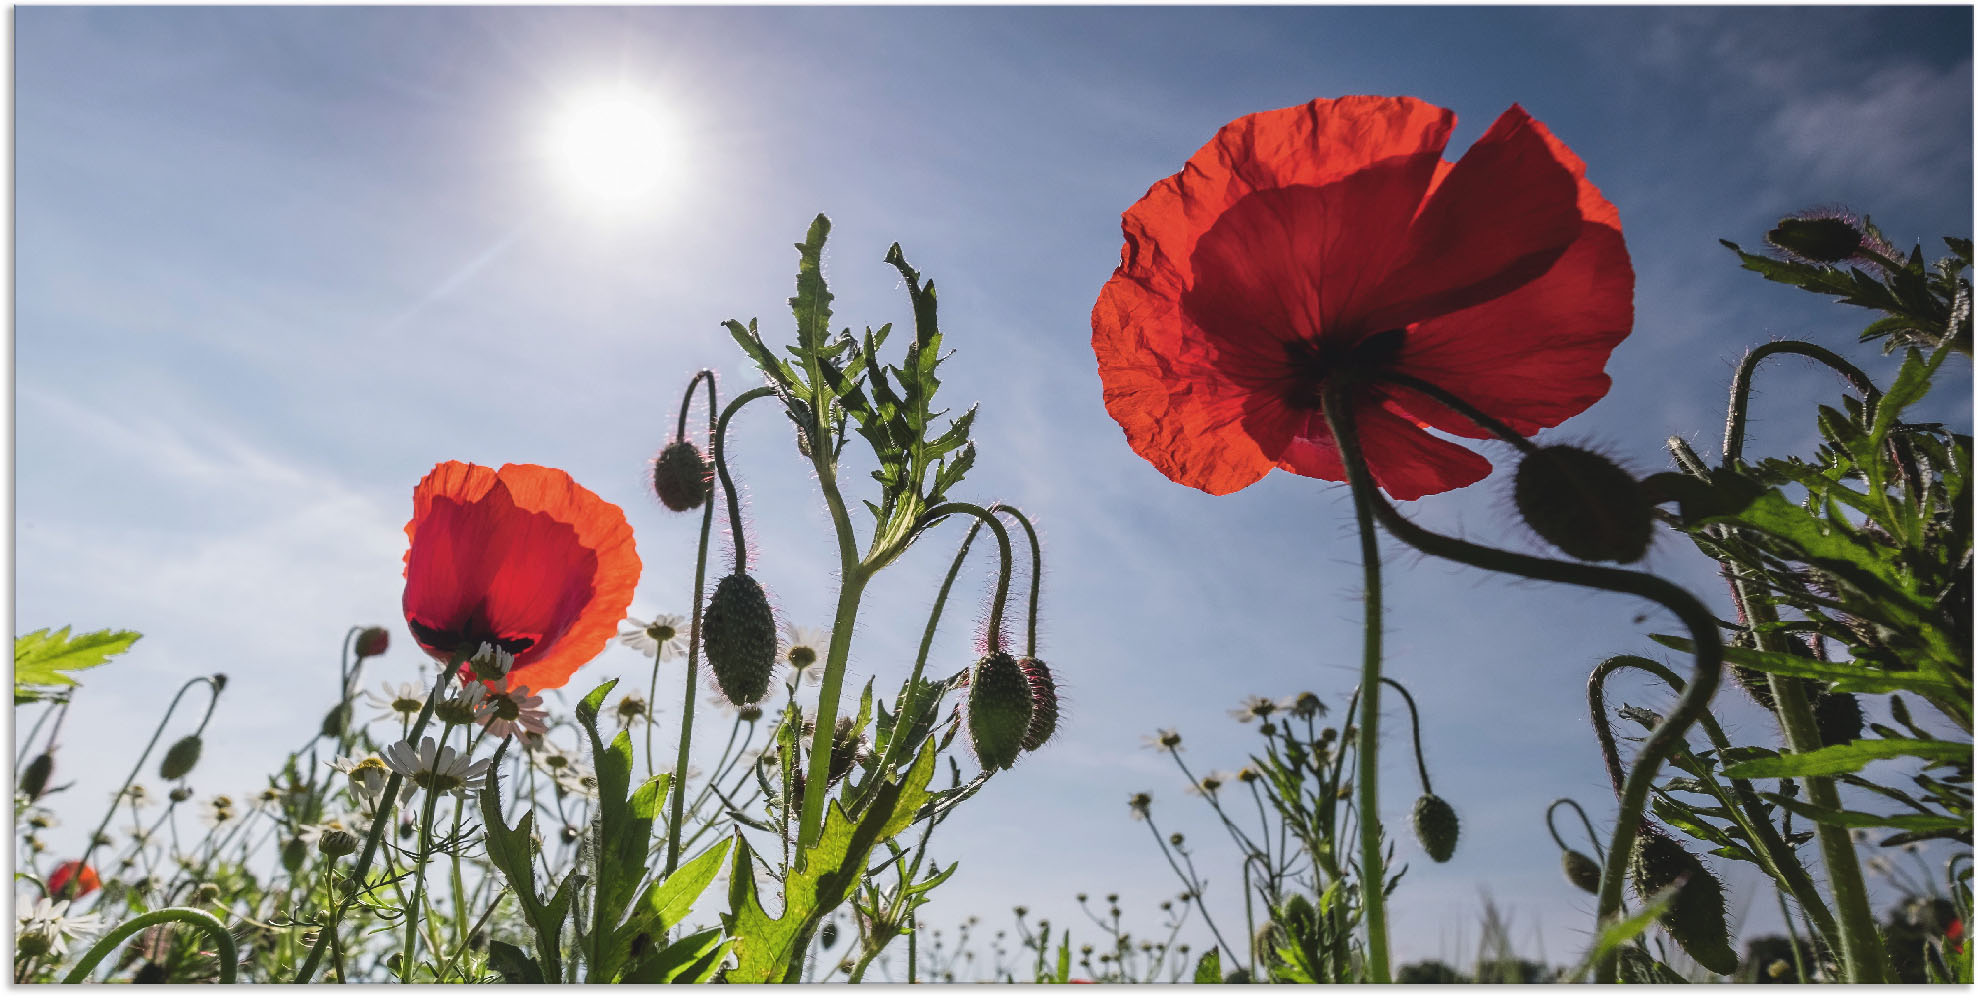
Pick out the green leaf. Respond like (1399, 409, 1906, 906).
(1761, 793, 1968, 835)
(478, 741, 574, 983)
(622, 926, 731, 984)
(1721, 738, 1969, 779)
(1193, 946, 1223, 984)
(1569, 881, 1682, 982)
(1649, 633, 1957, 697)
(485, 940, 544, 984)
(15, 627, 140, 701)
(789, 215, 836, 358)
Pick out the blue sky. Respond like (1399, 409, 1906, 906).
(14, 5, 1973, 974)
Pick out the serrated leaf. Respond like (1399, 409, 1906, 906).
(15, 628, 140, 700)
(1722, 738, 1968, 779)
(1193, 947, 1223, 984)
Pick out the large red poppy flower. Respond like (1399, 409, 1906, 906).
(402, 462, 640, 694)
(48, 860, 100, 899)
(1093, 96, 1633, 501)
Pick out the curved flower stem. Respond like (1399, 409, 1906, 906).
(917, 503, 1016, 650)
(1546, 798, 1603, 862)
(660, 375, 731, 873)
(1588, 654, 1840, 950)
(1377, 372, 1541, 456)
(76, 675, 221, 880)
(675, 368, 716, 444)
(291, 653, 460, 984)
(62, 907, 238, 984)
(1723, 340, 1878, 465)
(1320, 382, 1721, 985)
(714, 385, 768, 578)
(990, 504, 1044, 658)
(1327, 415, 1392, 983)
(644, 364, 717, 777)
(882, 518, 984, 782)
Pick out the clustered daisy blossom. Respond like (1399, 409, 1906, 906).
(15, 897, 102, 959)
(619, 613, 688, 661)
(381, 737, 492, 801)
(332, 755, 393, 807)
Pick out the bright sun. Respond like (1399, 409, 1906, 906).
(544, 87, 676, 215)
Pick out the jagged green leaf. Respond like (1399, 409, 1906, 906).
(15, 628, 141, 701)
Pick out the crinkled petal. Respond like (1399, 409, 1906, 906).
(1262, 394, 1491, 502)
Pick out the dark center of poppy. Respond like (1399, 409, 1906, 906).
(408, 618, 537, 660)
(1281, 329, 1407, 409)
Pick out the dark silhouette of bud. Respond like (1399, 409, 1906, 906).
(967, 651, 1032, 771)
(354, 627, 390, 658)
(1815, 691, 1864, 747)
(651, 441, 713, 512)
(159, 736, 203, 781)
(20, 753, 53, 801)
(1018, 657, 1059, 752)
(1563, 850, 1602, 894)
(281, 837, 308, 873)
(1766, 215, 1862, 265)
(1514, 445, 1652, 563)
(1412, 794, 1459, 863)
(703, 573, 777, 706)
(320, 704, 352, 740)
(1630, 829, 1738, 975)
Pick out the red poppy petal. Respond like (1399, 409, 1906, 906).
(1265, 397, 1491, 502)
(490, 465, 640, 693)
(1358, 105, 1583, 333)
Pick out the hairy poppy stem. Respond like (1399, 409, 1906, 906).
(886, 519, 983, 784)
(291, 652, 461, 984)
(648, 368, 718, 779)
(1321, 381, 1721, 985)
(61, 907, 237, 984)
(1340, 677, 1432, 795)
(919, 503, 1016, 650)
(1320, 390, 1392, 984)
(1723, 340, 1878, 465)
(990, 504, 1044, 659)
(713, 386, 769, 577)
(1546, 798, 1602, 862)
(1376, 372, 1542, 455)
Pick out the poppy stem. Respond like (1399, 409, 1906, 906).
(886, 518, 983, 785)
(291, 652, 461, 984)
(1322, 380, 1722, 984)
(712, 387, 774, 577)
(990, 504, 1044, 659)
(74, 675, 220, 882)
(60, 906, 237, 984)
(657, 370, 720, 873)
(1545, 797, 1602, 862)
(1375, 372, 1540, 454)
(1341, 677, 1433, 796)
(675, 368, 716, 445)
(1319, 390, 1392, 984)
(1723, 340, 1877, 465)
(918, 503, 1016, 650)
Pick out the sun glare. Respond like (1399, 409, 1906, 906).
(544, 87, 676, 216)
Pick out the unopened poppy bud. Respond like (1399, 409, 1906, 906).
(319, 830, 360, 859)
(354, 626, 390, 658)
(1730, 662, 1780, 711)
(651, 440, 713, 512)
(1412, 794, 1459, 863)
(1563, 850, 1602, 894)
(821, 921, 839, 950)
(967, 651, 1032, 772)
(398, 820, 415, 840)
(320, 703, 351, 739)
(1017, 657, 1059, 752)
(703, 573, 777, 706)
(281, 837, 308, 873)
(1168, 832, 1184, 846)
(1514, 445, 1653, 563)
(20, 753, 53, 801)
(1630, 829, 1738, 975)
(1815, 691, 1864, 747)
(1765, 215, 1864, 265)
(211, 673, 228, 692)
(193, 882, 221, 906)
(169, 786, 193, 803)
(159, 736, 203, 781)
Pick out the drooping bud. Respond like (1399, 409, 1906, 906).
(1629, 829, 1739, 975)
(1563, 850, 1602, 894)
(967, 651, 1032, 771)
(319, 830, 360, 859)
(651, 440, 713, 512)
(1765, 215, 1864, 265)
(281, 837, 308, 873)
(1411, 794, 1460, 863)
(320, 703, 352, 740)
(20, 753, 53, 801)
(1513, 445, 1653, 564)
(1017, 657, 1059, 752)
(159, 736, 204, 781)
(1815, 690, 1864, 747)
(703, 573, 778, 707)
(354, 626, 390, 659)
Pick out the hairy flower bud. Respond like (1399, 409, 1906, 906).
(703, 573, 777, 707)
(1630, 829, 1738, 975)
(1765, 214, 1864, 265)
(968, 651, 1033, 771)
(159, 736, 204, 781)
(354, 626, 390, 659)
(1514, 445, 1652, 564)
(651, 440, 713, 512)
(1563, 850, 1602, 894)
(1411, 794, 1459, 863)
(1815, 690, 1864, 747)
(281, 837, 308, 873)
(319, 829, 360, 859)
(20, 752, 53, 801)
(1018, 657, 1059, 752)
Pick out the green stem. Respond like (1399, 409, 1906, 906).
(290, 654, 459, 984)
(919, 503, 1016, 651)
(1319, 383, 1721, 985)
(62, 907, 238, 984)
(1723, 340, 1879, 465)
(990, 504, 1044, 658)
(796, 570, 869, 857)
(1545, 798, 1603, 862)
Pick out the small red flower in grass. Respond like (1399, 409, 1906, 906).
(48, 860, 100, 899)
(403, 462, 640, 694)
(1093, 95, 1633, 501)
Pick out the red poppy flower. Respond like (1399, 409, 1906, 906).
(402, 462, 640, 694)
(48, 860, 100, 899)
(1093, 95, 1633, 501)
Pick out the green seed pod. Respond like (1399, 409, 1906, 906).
(159, 736, 203, 781)
(320, 703, 352, 740)
(281, 837, 308, 873)
(1513, 445, 1653, 563)
(1814, 690, 1864, 747)
(1018, 657, 1059, 752)
(967, 651, 1032, 772)
(703, 573, 777, 706)
(1629, 829, 1739, 975)
(1563, 850, 1602, 894)
(20, 752, 53, 801)
(651, 440, 713, 512)
(319, 830, 360, 859)
(1729, 663, 1778, 711)
(1412, 794, 1460, 863)
(1766, 216, 1863, 264)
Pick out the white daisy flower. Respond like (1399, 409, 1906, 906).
(528, 739, 582, 775)
(553, 763, 598, 800)
(119, 784, 157, 810)
(366, 681, 428, 725)
(475, 683, 548, 742)
(331, 756, 393, 807)
(1186, 770, 1236, 798)
(466, 642, 516, 684)
(1228, 696, 1278, 723)
(295, 816, 361, 848)
(15, 897, 103, 959)
(201, 795, 239, 828)
(780, 625, 830, 685)
(620, 613, 688, 661)
(381, 737, 493, 801)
